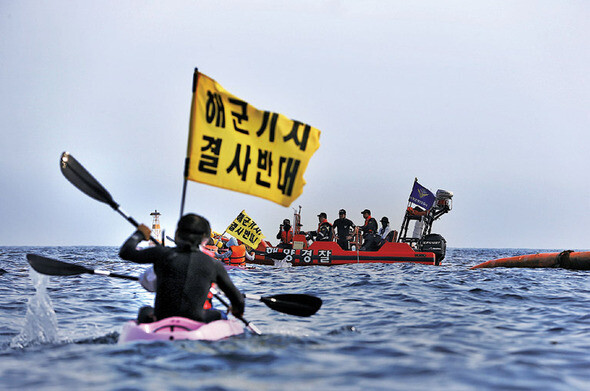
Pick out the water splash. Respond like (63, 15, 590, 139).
(273, 259, 292, 268)
(10, 267, 59, 347)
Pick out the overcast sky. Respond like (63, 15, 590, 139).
(2, 1, 589, 249)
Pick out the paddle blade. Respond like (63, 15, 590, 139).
(253, 251, 287, 260)
(60, 152, 118, 209)
(26, 254, 93, 276)
(260, 294, 322, 317)
(267, 252, 286, 260)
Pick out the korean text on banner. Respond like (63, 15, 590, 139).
(409, 181, 436, 210)
(186, 71, 321, 207)
(226, 210, 265, 249)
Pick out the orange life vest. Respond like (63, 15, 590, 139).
(203, 283, 214, 310)
(363, 215, 376, 233)
(317, 219, 333, 240)
(281, 229, 294, 244)
(407, 207, 427, 216)
(317, 219, 332, 231)
(202, 245, 218, 256)
(229, 245, 246, 265)
(207, 244, 218, 251)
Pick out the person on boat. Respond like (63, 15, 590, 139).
(215, 237, 255, 266)
(376, 216, 396, 249)
(378, 217, 391, 241)
(316, 212, 334, 241)
(276, 218, 294, 249)
(204, 237, 220, 256)
(119, 213, 245, 324)
(333, 209, 355, 250)
(306, 212, 334, 242)
(359, 209, 379, 251)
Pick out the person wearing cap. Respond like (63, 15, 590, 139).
(216, 237, 255, 266)
(276, 218, 294, 249)
(119, 213, 245, 324)
(378, 217, 391, 241)
(333, 209, 355, 250)
(306, 212, 333, 241)
(315, 212, 334, 241)
(359, 209, 379, 251)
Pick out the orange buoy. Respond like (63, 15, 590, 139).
(560, 251, 590, 270)
(470, 250, 590, 270)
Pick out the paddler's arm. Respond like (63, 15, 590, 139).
(215, 263, 245, 317)
(245, 249, 255, 261)
(215, 249, 232, 259)
(119, 224, 165, 264)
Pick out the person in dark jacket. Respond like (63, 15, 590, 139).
(119, 213, 245, 324)
(333, 209, 355, 249)
(276, 218, 294, 249)
(308, 212, 333, 241)
(359, 209, 379, 251)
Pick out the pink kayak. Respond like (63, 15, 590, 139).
(118, 316, 244, 343)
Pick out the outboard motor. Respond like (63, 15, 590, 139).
(434, 189, 453, 212)
(418, 233, 446, 265)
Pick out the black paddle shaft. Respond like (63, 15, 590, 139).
(26, 254, 321, 320)
(60, 152, 159, 243)
(26, 254, 139, 281)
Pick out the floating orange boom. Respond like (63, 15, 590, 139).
(470, 250, 590, 270)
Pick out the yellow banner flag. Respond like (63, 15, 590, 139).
(186, 70, 321, 207)
(226, 210, 265, 249)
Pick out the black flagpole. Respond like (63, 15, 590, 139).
(179, 67, 199, 218)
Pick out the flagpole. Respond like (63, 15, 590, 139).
(179, 158, 190, 218)
(215, 209, 244, 246)
(407, 177, 417, 208)
(179, 67, 200, 218)
(213, 230, 228, 247)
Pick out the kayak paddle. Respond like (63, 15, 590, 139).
(209, 287, 262, 334)
(243, 293, 321, 317)
(27, 253, 138, 281)
(26, 254, 321, 317)
(60, 152, 161, 244)
(59, 153, 262, 334)
(252, 250, 287, 261)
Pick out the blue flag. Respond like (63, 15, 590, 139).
(409, 181, 435, 210)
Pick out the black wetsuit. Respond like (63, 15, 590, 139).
(119, 231, 245, 323)
(333, 217, 355, 249)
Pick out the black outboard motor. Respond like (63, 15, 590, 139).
(418, 233, 446, 265)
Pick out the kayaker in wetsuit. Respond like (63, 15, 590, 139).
(307, 212, 334, 241)
(276, 218, 293, 249)
(333, 209, 355, 250)
(119, 213, 245, 324)
(359, 209, 379, 251)
(216, 237, 255, 266)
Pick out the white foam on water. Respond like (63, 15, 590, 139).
(10, 267, 59, 347)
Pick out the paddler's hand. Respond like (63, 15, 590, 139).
(227, 306, 243, 318)
(137, 224, 151, 241)
(231, 307, 244, 318)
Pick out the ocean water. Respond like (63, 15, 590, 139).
(1, 246, 589, 391)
